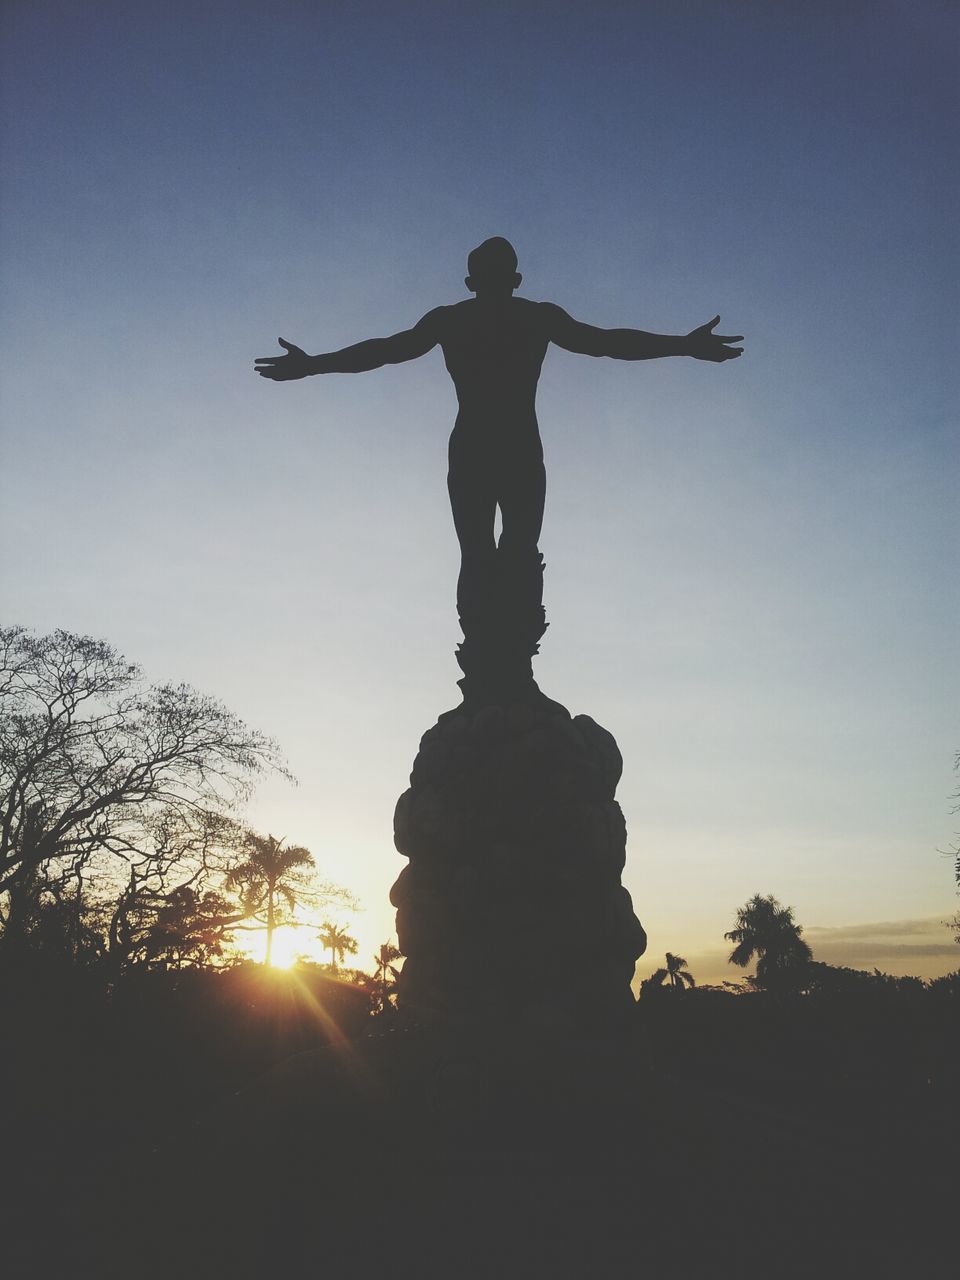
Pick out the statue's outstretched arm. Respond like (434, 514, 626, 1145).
(255, 309, 443, 381)
(544, 304, 743, 363)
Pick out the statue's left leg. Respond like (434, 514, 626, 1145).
(496, 444, 545, 554)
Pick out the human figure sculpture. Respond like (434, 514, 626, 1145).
(256, 237, 743, 701)
(256, 239, 739, 1019)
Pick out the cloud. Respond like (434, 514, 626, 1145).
(803, 916, 958, 966)
(805, 918, 949, 941)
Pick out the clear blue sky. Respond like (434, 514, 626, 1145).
(2, 1, 957, 981)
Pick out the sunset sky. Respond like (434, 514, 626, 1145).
(2, 1, 957, 984)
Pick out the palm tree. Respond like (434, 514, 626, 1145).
(372, 940, 402, 1012)
(648, 952, 696, 993)
(224, 831, 315, 966)
(318, 920, 358, 972)
(724, 893, 812, 993)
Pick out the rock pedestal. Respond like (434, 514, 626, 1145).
(392, 533, 646, 1030)
(391, 697, 647, 1031)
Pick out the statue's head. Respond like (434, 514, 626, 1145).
(465, 237, 522, 295)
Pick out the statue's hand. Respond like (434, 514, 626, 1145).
(254, 338, 314, 380)
(685, 317, 743, 362)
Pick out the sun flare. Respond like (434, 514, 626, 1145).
(231, 921, 331, 969)
(267, 927, 301, 968)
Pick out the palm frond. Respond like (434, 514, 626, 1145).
(728, 940, 754, 968)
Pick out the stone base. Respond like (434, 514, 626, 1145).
(391, 697, 647, 1032)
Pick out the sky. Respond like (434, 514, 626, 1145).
(2, 0, 958, 983)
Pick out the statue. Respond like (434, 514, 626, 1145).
(256, 237, 742, 705)
(255, 239, 743, 1027)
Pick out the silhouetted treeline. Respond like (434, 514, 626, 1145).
(6, 935, 956, 1280)
(1, 959, 374, 1122)
(5, 874, 956, 1280)
(4, 916, 954, 1141)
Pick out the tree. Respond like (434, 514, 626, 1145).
(318, 921, 358, 972)
(372, 940, 402, 1012)
(0, 626, 285, 935)
(724, 893, 813, 993)
(0, 870, 104, 968)
(927, 970, 960, 1001)
(140, 885, 240, 970)
(646, 952, 696, 994)
(224, 831, 319, 966)
(101, 807, 246, 975)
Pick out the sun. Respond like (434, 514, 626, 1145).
(231, 923, 321, 968)
(267, 927, 302, 968)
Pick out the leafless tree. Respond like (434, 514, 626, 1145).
(0, 626, 287, 946)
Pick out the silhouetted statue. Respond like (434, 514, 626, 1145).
(256, 237, 743, 704)
(256, 239, 743, 1026)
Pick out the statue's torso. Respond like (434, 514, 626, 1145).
(435, 298, 550, 435)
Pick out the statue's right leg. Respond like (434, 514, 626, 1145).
(447, 440, 497, 626)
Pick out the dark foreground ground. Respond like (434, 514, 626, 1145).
(5, 974, 957, 1279)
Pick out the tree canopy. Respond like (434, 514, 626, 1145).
(1, 626, 285, 889)
(645, 952, 696, 994)
(318, 920, 358, 971)
(224, 831, 352, 966)
(0, 626, 291, 962)
(724, 893, 812, 993)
